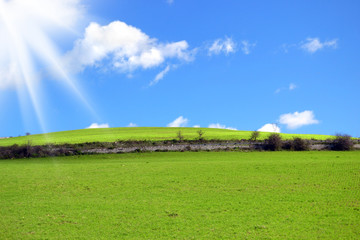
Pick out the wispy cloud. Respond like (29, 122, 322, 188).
(240, 40, 256, 55)
(208, 123, 237, 130)
(208, 38, 256, 56)
(150, 65, 171, 86)
(275, 83, 297, 94)
(86, 123, 110, 129)
(280, 43, 297, 53)
(166, 0, 174, 5)
(167, 116, 188, 127)
(280, 38, 338, 54)
(193, 125, 200, 128)
(301, 38, 337, 53)
(289, 83, 297, 90)
(279, 110, 319, 129)
(65, 21, 194, 73)
(127, 122, 137, 127)
(208, 37, 236, 55)
(258, 123, 281, 133)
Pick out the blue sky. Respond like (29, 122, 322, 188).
(0, 0, 359, 137)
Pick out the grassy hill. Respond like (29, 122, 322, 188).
(0, 127, 334, 146)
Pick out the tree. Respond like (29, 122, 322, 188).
(250, 131, 260, 141)
(177, 130, 184, 142)
(197, 130, 205, 141)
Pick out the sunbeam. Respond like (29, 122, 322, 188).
(0, 0, 96, 133)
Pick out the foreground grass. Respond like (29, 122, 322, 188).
(0, 127, 334, 146)
(0, 151, 359, 239)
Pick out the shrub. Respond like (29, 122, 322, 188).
(332, 134, 354, 151)
(292, 137, 311, 151)
(266, 133, 283, 151)
(282, 140, 292, 150)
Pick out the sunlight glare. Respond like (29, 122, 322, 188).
(0, 0, 95, 132)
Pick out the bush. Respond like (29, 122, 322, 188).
(266, 133, 283, 151)
(292, 137, 311, 151)
(332, 134, 354, 151)
(0, 143, 79, 159)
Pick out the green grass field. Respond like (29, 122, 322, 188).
(0, 127, 335, 146)
(1, 151, 359, 239)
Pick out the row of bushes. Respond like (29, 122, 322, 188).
(265, 134, 354, 151)
(0, 143, 81, 159)
(0, 135, 356, 159)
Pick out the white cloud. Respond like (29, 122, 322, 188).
(150, 65, 171, 86)
(279, 110, 319, 129)
(65, 21, 194, 73)
(301, 38, 338, 53)
(167, 116, 188, 127)
(240, 40, 256, 55)
(127, 122, 137, 127)
(208, 37, 236, 55)
(166, 0, 174, 5)
(87, 123, 110, 129)
(289, 83, 297, 90)
(258, 123, 281, 133)
(193, 125, 200, 128)
(208, 123, 237, 131)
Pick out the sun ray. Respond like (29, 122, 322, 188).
(26, 25, 97, 116)
(0, 1, 47, 132)
(0, 0, 98, 134)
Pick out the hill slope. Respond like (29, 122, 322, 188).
(0, 127, 334, 146)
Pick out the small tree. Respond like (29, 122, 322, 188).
(26, 140, 32, 158)
(250, 131, 260, 141)
(177, 130, 184, 142)
(197, 130, 205, 141)
(266, 133, 283, 151)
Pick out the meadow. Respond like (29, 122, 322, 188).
(0, 151, 359, 239)
(0, 127, 335, 146)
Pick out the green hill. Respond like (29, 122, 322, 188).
(0, 127, 335, 147)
